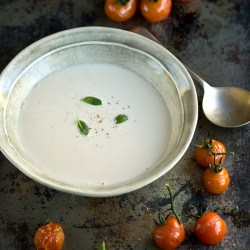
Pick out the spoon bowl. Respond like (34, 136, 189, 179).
(202, 85, 250, 127)
(188, 69, 250, 127)
(132, 27, 250, 128)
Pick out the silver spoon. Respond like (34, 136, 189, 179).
(131, 27, 250, 128)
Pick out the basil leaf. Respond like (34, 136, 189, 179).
(81, 96, 102, 106)
(77, 119, 89, 135)
(114, 114, 128, 124)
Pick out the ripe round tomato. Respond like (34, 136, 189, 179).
(203, 166, 230, 194)
(34, 222, 65, 250)
(194, 212, 227, 245)
(153, 216, 185, 250)
(194, 138, 226, 168)
(140, 0, 172, 23)
(104, 0, 137, 22)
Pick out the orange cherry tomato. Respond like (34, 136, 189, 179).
(194, 212, 227, 245)
(153, 184, 185, 250)
(140, 0, 172, 23)
(34, 222, 65, 250)
(153, 216, 185, 250)
(104, 0, 137, 22)
(194, 138, 226, 169)
(203, 166, 230, 194)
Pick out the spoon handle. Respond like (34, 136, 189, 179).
(131, 27, 209, 90)
(183, 66, 209, 90)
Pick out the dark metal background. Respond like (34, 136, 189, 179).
(0, 0, 249, 249)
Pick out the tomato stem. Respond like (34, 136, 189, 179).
(210, 151, 234, 156)
(202, 137, 234, 157)
(100, 241, 106, 250)
(116, 0, 130, 5)
(165, 184, 182, 225)
(209, 163, 222, 173)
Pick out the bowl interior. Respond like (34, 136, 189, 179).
(0, 27, 197, 196)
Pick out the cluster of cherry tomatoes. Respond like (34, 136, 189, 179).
(104, 0, 190, 24)
(153, 185, 227, 249)
(153, 137, 233, 249)
(194, 137, 232, 195)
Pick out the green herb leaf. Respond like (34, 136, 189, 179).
(114, 114, 128, 124)
(77, 119, 89, 135)
(81, 96, 102, 106)
(99, 241, 106, 250)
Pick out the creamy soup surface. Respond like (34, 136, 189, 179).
(17, 63, 171, 186)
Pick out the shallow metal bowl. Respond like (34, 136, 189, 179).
(0, 27, 197, 197)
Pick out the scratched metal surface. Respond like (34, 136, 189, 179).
(0, 0, 249, 249)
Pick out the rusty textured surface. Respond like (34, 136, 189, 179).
(0, 0, 249, 249)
